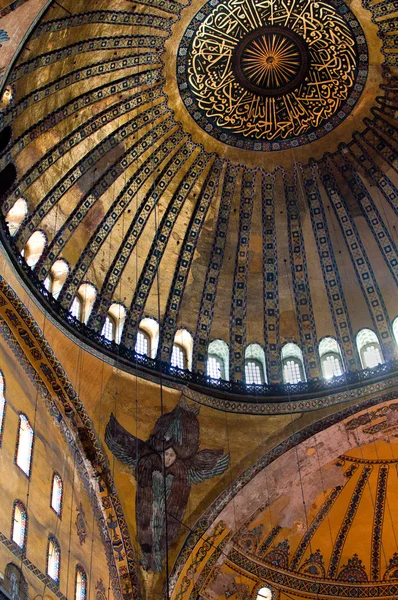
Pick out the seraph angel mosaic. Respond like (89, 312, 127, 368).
(105, 398, 230, 572)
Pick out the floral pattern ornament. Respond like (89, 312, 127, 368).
(75, 502, 87, 545)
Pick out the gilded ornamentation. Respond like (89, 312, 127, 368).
(178, 0, 367, 149)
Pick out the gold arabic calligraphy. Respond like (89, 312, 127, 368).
(186, 0, 357, 141)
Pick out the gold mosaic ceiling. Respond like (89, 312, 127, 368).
(0, 0, 397, 388)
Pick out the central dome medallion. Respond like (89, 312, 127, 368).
(177, 0, 368, 151)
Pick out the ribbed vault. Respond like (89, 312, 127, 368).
(0, 0, 397, 395)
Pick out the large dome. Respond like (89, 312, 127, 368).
(0, 0, 397, 407)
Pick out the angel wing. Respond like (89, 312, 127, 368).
(187, 449, 230, 485)
(105, 412, 146, 469)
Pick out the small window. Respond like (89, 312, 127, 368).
(47, 536, 60, 584)
(207, 354, 225, 380)
(136, 329, 150, 356)
(356, 328, 384, 369)
(12, 501, 28, 550)
(15, 414, 34, 477)
(24, 230, 47, 267)
(0, 371, 6, 444)
(48, 259, 69, 299)
(392, 317, 398, 349)
(319, 337, 344, 379)
(281, 343, 306, 384)
(101, 315, 116, 342)
(5, 198, 28, 236)
(207, 339, 230, 381)
(70, 296, 83, 320)
(75, 565, 87, 600)
(256, 587, 273, 600)
(44, 275, 53, 293)
(171, 344, 187, 370)
(245, 359, 264, 384)
(51, 473, 63, 517)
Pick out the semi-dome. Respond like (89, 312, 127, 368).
(0, 0, 397, 407)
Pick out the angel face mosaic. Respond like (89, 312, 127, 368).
(177, 0, 368, 151)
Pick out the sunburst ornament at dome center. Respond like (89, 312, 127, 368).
(177, 0, 368, 151)
(233, 28, 309, 96)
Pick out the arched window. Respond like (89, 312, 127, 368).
(75, 283, 97, 324)
(245, 343, 267, 384)
(108, 303, 126, 344)
(15, 414, 34, 477)
(281, 343, 306, 384)
(11, 501, 27, 550)
(0, 370, 6, 444)
(393, 317, 398, 348)
(48, 259, 69, 299)
(5, 198, 28, 236)
(51, 473, 63, 517)
(75, 565, 87, 600)
(47, 536, 60, 584)
(319, 337, 344, 379)
(136, 329, 150, 356)
(137, 317, 159, 358)
(356, 328, 384, 369)
(207, 339, 229, 381)
(24, 230, 47, 267)
(70, 295, 83, 320)
(101, 315, 116, 342)
(4, 563, 28, 600)
(173, 329, 193, 370)
(256, 586, 273, 600)
(171, 343, 187, 370)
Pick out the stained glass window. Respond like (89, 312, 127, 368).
(245, 359, 264, 384)
(51, 473, 63, 516)
(16, 414, 34, 477)
(171, 344, 186, 370)
(135, 330, 150, 356)
(75, 565, 87, 600)
(12, 501, 27, 549)
(207, 355, 224, 380)
(47, 536, 60, 584)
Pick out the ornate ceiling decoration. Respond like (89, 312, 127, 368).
(178, 0, 367, 150)
(170, 402, 398, 599)
(0, 0, 396, 403)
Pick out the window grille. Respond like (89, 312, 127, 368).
(282, 359, 303, 384)
(245, 360, 264, 384)
(171, 344, 186, 370)
(135, 330, 150, 356)
(101, 316, 116, 342)
(321, 353, 343, 379)
(207, 355, 224, 380)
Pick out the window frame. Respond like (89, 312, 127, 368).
(171, 343, 188, 370)
(244, 358, 265, 385)
(135, 328, 151, 357)
(207, 353, 225, 380)
(47, 535, 61, 585)
(75, 564, 87, 600)
(282, 356, 305, 385)
(320, 351, 344, 380)
(70, 294, 83, 321)
(11, 500, 28, 551)
(15, 413, 34, 478)
(360, 342, 384, 369)
(50, 472, 63, 518)
(101, 314, 117, 342)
